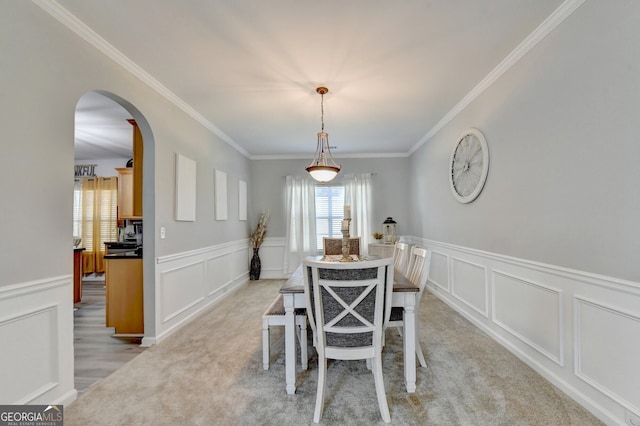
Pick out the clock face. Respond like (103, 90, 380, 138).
(449, 128, 489, 203)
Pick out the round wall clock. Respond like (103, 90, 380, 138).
(449, 128, 489, 203)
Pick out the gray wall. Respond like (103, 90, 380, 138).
(250, 157, 410, 238)
(408, 0, 640, 282)
(0, 1, 251, 286)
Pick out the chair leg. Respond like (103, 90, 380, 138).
(416, 327, 427, 368)
(262, 318, 270, 370)
(300, 316, 308, 370)
(314, 356, 327, 423)
(372, 353, 391, 423)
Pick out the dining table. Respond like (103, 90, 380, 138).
(279, 255, 419, 395)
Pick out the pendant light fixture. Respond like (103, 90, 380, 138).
(306, 86, 341, 182)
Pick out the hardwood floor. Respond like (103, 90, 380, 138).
(73, 281, 146, 395)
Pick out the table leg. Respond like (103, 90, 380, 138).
(283, 293, 297, 394)
(403, 295, 417, 393)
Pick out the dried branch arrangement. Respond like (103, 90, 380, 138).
(250, 209, 271, 248)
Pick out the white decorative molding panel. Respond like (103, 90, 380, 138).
(451, 257, 488, 317)
(429, 251, 450, 292)
(492, 270, 563, 365)
(0, 277, 75, 405)
(574, 296, 640, 413)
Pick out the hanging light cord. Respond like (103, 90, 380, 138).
(320, 90, 325, 133)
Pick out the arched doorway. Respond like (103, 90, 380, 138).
(73, 90, 155, 393)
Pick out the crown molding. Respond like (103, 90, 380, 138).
(250, 152, 409, 161)
(409, 0, 586, 155)
(33, 0, 250, 158)
(34, 0, 585, 160)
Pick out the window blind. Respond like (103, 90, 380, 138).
(314, 185, 344, 251)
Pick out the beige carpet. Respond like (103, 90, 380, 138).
(65, 279, 603, 425)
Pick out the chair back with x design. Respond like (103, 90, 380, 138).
(303, 257, 394, 423)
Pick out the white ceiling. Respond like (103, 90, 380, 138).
(74, 92, 134, 161)
(64, 0, 566, 160)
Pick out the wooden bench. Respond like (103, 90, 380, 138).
(262, 294, 308, 370)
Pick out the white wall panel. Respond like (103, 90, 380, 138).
(161, 262, 206, 322)
(155, 240, 249, 342)
(493, 271, 563, 365)
(451, 257, 488, 316)
(256, 238, 286, 279)
(0, 306, 57, 402)
(206, 255, 231, 295)
(0, 277, 75, 405)
(429, 251, 449, 292)
(575, 297, 640, 412)
(232, 248, 247, 280)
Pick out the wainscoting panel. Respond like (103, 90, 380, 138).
(450, 257, 488, 317)
(492, 270, 563, 365)
(575, 296, 640, 412)
(256, 237, 286, 279)
(417, 237, 640, 425)
(160, 261, 206, 323)
(0, 276, 75, 405)
(429, 250, 449, 292)
(155, 239, 249, 343)
(206, 254, 231, 295)
(0, 305, 57, 402)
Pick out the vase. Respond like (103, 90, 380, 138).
(250, 248, 261, 280)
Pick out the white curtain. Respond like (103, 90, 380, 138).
(344, 173, 373, 255)
(283, 175, 317, 274)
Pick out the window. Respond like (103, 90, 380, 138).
(314, 185, 344, 251)
(74, 177, 118, 274)
(73, 180, 83, 238)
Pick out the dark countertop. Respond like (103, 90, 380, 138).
(104, 242, 139, 249)
(104, 250, 142, 259)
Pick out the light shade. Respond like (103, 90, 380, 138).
(306, 132, 341, 182)
(307, 166, 340, 183)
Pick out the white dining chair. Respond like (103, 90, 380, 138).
(393, 241, 411, 273)
(303, 257, 394, 423)
(386, 246, 431, 367)
(262, 294, 308, 371)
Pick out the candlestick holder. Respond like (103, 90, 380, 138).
(340, 218, 355, 262)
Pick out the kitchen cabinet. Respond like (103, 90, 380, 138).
(115, 119, 143, 220)
(105, 257, 143, 335)
(116, 167, 136, 219)
(129, 119, 143, 216)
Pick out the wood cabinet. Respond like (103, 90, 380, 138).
(129, 119, 143, 216)
(116, 119, 143, 219)
(73, 248, 85, 303)
(105, 258, 143, 335)
(116, 167, 135, 219)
